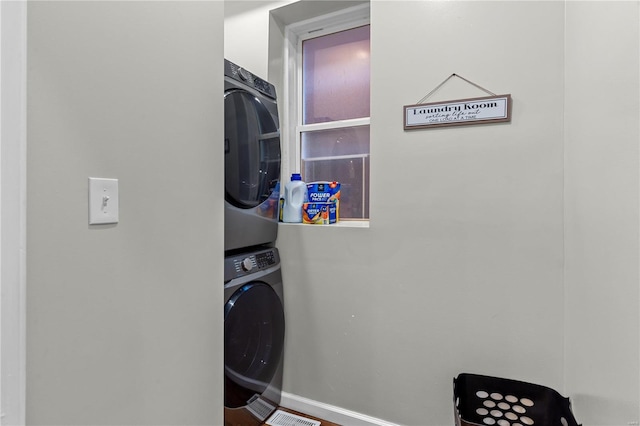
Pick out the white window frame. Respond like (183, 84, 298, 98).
(282, 4, 370, 223)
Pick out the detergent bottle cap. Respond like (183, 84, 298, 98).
(291, 173, 302, 181)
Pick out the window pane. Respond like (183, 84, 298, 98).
(302, 25, 370, 124)
(301, 126, 369, 158)
(302, 156, 369, 220)
(301, 126, 369, 219)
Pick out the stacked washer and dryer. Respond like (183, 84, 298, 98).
(223, 59, 285, 425)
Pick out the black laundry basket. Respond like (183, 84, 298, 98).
(453, 373, 581, 426)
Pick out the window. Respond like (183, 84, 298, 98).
(284, 5, 370, 220)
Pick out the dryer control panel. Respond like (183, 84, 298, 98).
(224, 59, 277, 100)
(224, 247, 280, 281)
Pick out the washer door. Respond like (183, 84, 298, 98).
(224, 89, 281, 209)
(224, 282, 285, 408)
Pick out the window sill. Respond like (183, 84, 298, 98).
(279, 220, 369, 228)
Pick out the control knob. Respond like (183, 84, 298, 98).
(237, 68, 250, 82)
(241, 257, 254, 272)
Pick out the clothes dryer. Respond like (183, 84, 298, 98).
(224, 246, 284, 425)
(224, 59, 281, 252)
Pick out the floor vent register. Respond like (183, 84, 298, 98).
(246, 395, 277, 421)
(266, 410, 322, 426)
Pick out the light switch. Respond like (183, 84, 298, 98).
(89, 177, 119, 225)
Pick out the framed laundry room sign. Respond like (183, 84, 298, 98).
(404, 94, 512, 130)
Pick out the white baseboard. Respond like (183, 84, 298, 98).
(280, 392, 402, 426)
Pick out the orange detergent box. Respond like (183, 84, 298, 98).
(302, 202, 338, 224)
(303, 181, 340, 224)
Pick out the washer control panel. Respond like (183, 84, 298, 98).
(240, 257, 255, 272)
(224, 247, 280, 281)
(255, 250, 276, 268)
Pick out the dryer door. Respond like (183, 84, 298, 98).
(224, 89, 281, 209)
(224, 282, 285, 408)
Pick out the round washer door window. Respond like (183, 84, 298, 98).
(224, 90, 281, 209)
(224, 282, 285, 408)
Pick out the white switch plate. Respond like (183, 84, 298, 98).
(89, 177, 119, 225)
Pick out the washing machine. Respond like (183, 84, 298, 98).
(224, 246, 285, 425)
(224, 59, 281, 253)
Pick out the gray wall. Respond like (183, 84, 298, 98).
(564, 1, 640, 422)
(26, 2, 224, 424)
(279, 1, 565, 424)
(228, 1, 640, 425)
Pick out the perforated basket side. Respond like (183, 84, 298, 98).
(453, 373, 582, 426)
